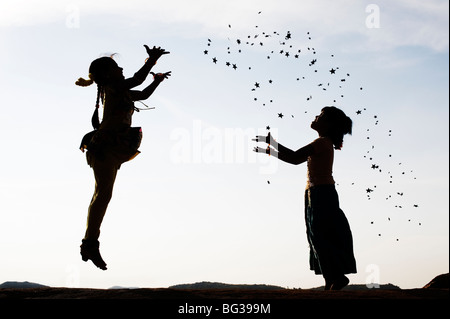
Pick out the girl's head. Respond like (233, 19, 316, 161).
(311, 106, 352, 150)
(75, 56, 123, 87)
(89, 56, 124, 85)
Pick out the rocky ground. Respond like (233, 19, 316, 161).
(0, 286, 448, 299)
(1, 275, 447, 317)
(0, 287, 447, 318)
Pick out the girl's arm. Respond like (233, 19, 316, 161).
(124, 59, 155, 89)
(125, 45, 170, 89)
(253, 133, 313, 165)
(129, 72, 171, 101)
(276, 144, 313, 165)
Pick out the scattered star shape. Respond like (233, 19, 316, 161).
(203, 22, 422, 217)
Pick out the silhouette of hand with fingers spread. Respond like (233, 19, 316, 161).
(144, 45, 170, 61)
(253, 145, 272, 155)
(253, 132, 274, 145)
(151, 71, 172, 82)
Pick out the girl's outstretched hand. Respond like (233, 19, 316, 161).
(144, 45, 170, 60)
(253, 145, 273, 155)
(252, 132, 274, 145)
(151, 71, 172, 82)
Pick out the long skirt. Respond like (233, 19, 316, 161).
(305, 185, 357, 279)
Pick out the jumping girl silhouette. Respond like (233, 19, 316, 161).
(254, 106, 357, 290)
(75, 45, 171, 270)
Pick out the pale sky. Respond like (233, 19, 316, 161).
(0, 0, 448, 289)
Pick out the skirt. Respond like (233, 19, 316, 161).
(304, 184, 357, 278)
(81, 127, 142, 168)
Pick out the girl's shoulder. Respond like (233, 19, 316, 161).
(312, 136, 333, 145)
(310, 137, 333, 152)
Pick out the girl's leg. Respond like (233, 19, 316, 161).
(330, 275, 349, 290)
(84, 157, 118, 240)
(324, 276, 333, 290)
(81, 156, 119, 270)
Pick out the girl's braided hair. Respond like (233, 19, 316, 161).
(75, 56, 118, 129)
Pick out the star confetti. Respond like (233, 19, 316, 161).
(203, 11, 423, 239)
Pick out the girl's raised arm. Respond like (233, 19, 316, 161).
(125, 45, 170, 89)
(129, 72, 171, 101)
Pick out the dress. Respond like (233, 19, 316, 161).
(82, 84, 142, 240)
(304, 137, 357, 278)
(85, 85, 142, 169)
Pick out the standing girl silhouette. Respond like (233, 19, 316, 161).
(75, 45, 171, 270)
(254, 106, 357, 290)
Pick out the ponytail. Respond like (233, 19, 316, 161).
(75, 73, 94, 87)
